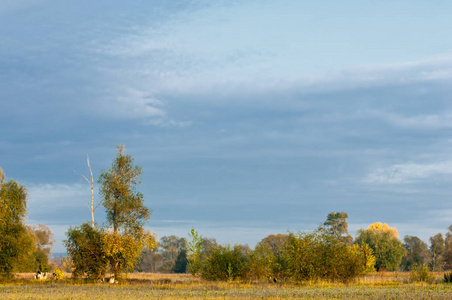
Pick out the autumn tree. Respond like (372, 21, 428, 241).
(99, 145, 155, 279)
(429, 233, 445, 271)
(20, 224, 56, 272)
(0, 168, 34, 278)
(355, 222, 406, 271)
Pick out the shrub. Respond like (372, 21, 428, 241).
(200, 244, 251, 281)
(64, 223, 109, 280)
(410, 265, 433, 283)
(284, 231, 367, 282)
(52, 268, 64, 280)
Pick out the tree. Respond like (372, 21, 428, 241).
(429, 233, 445, 271)
(186, 227, 203, 276)
(322, 212, 353, 244)
(98, 145, 155, 278)
(19, 224, 56, 272)
(355, 223, 406, 271)
(444, 225, 452, 270)
(0, 168, 34, 278)
(400, 236, 430, 271)
(64, 222, 109, 280)
(158, 235, 187, 273)
(75, 156, 98, 229)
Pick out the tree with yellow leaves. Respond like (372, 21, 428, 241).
(99, 145, 156, 279)
(355, 222, 406, 271)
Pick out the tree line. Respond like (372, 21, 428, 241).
(1, 146, 452, 282)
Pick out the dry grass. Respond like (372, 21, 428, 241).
(1, 272, 452, 299)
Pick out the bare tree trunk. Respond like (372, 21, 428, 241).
(75, 155, 97, 229)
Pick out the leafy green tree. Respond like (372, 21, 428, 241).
(173, 250, 188, 273)
(429, 233, 445, 271)
(323, 212, 353, 244)
(98, 145, 154, 279)
(400, 236, 430, 271)
(355, 223, 406, 271)
(186, 227, 203, 276)
(0, 168, 34, 278)
(64, 222, 109, 280)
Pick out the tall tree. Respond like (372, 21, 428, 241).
(98, 145, 155, 278)
(444, 225, 452, 270)
(400, 235, 430, 271)
(355, 223, 406, 271)
(429, 233, 445, 271)
(0, 168, 34, 278)
(322, 212, 353, 244)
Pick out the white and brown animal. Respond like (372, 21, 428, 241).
(35, 271, 48, 280)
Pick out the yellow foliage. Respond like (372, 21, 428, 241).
(367, 222, 399, 238)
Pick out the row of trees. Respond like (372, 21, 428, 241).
(2, 146, 452, 282)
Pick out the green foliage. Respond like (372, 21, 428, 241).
(409, 265, 433, 283)
(187, 228, 203, 276)
(99, 145, 150, 235)
(355, 226, 406, 271)
(284, 231, 366, 282)
(0, 169, 34, 279)
(173, 250, 188, 273)
(98, 145, 153, 278)
(323, 212, 352, 243)
(429, 233, 445, 271)
(200, 244, 251, 281)
(64, 222, 109, 280)
(401, 236, 431, 271)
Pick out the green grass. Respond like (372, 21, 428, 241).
(1, 273, 452, 299)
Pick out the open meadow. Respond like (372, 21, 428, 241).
(1, 273, 452, 300)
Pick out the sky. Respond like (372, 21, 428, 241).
(1, 0, 452, 253)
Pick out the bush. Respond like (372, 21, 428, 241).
(64, 223, 109, 280)
(410, 265, 433, 283)
(200, 244, 251, 281)
(52, 268, 64, 280)
(284, 231, 367, 282)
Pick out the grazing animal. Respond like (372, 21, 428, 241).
(35, 271, 48, 280)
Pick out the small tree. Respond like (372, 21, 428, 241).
(99, 145, 155, 278)
(64, 222, 109, 280)
(186, 227, 203, 276)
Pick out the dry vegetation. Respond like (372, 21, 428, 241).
(1, 272, 452, 300)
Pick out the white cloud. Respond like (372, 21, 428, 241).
(364, 161, 452, 184)
(27, 183, 93, 211)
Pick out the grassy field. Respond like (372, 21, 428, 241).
(1, 272, 452, 299)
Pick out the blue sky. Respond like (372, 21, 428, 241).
(1, 1, 452, 252)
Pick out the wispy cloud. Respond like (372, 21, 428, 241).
(364, 161, 452, 184)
